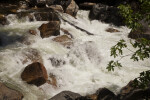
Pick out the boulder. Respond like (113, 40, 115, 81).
(96, 88, 117, 100)
(65, 0, 79, 17)
(49, 91, 81, 100)
(53, 35, 73, 47)
(21, 62, 48, 86)
(89, 3, 124, 26)
(49, 5, 64, 13)
(0, 82, 23, 100)
(39, 21, 60, 38)
(34, 11, 60, 21)
(118, 80, 150, 100)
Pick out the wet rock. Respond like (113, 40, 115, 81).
(49, 91, 81, 100)
(49, 57, 65, 67)
(39, 21, 60, 38)
(89, 3, 124, 26)
(21, 48, 43, 64)
(46, 0, 56, 6)
(65, 0, 79, 17)
(0, 82, 23, 100)
(0, 15, 9, 25)
(29, 29, 37, 35)
(118, 81, 150, 100)
(49, 5, 64, 13)
(128, 22, 150, 40)
(34, 11, 60, 21)
(79, 2, 96, 10)
(61, 28, 73, 38)
(21, 62, 48, 86)
(47, 73, 57, 87)
(53, 35, 73, 47)
(27, 0, 46, 7)
(96, 88, 117, 100)
(106, 28, 120, 33)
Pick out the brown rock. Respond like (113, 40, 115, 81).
(21, 62, 48, 86)
(39, 21, 60, 38)
(53, 35, 73, 47)
(61, 28, 73, 38)
(65, 0, 79, 17)
(0, 82, 23, 100)
(0, 15, 8, 25)
(106, 28, 120, 33)
(49, 5, 64, 13)
(29, 29, 37, 35)
(47, 73, 57, 87)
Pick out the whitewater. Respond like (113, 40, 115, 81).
(0, 10, 149, 100)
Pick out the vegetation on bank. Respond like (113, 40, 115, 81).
(107, 0, 150, 90)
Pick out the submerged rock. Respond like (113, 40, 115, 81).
(0, 15, 9, 25)
(53, 35, 73, 47)
(49, 91, 81, 100)
(106, 28, 120, 33)
(89, 3, 124, 26)
(39, 21, 60, 38)
(21, 48, 43, 64)
(21, 62, 48, 86)
(29, 29, 37, 35)
(0, 82, 23, 100)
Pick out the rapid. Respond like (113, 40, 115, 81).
(0, 10, 149, 100)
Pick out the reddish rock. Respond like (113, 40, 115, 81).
(49, 5, 64, 13)
(61, 28, 73, 38)
(39, 21, 60, 38)
(47, 73, 57, 87)
(53, 35, 72, 47)
(21, 62, 48, 86)
(0, 82, 23, 100)
(29, 29, 37, 35)
(106, 28, 120, 33)
(65, 0, 79, 17)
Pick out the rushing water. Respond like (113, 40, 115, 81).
(0, 10, 149, 100)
